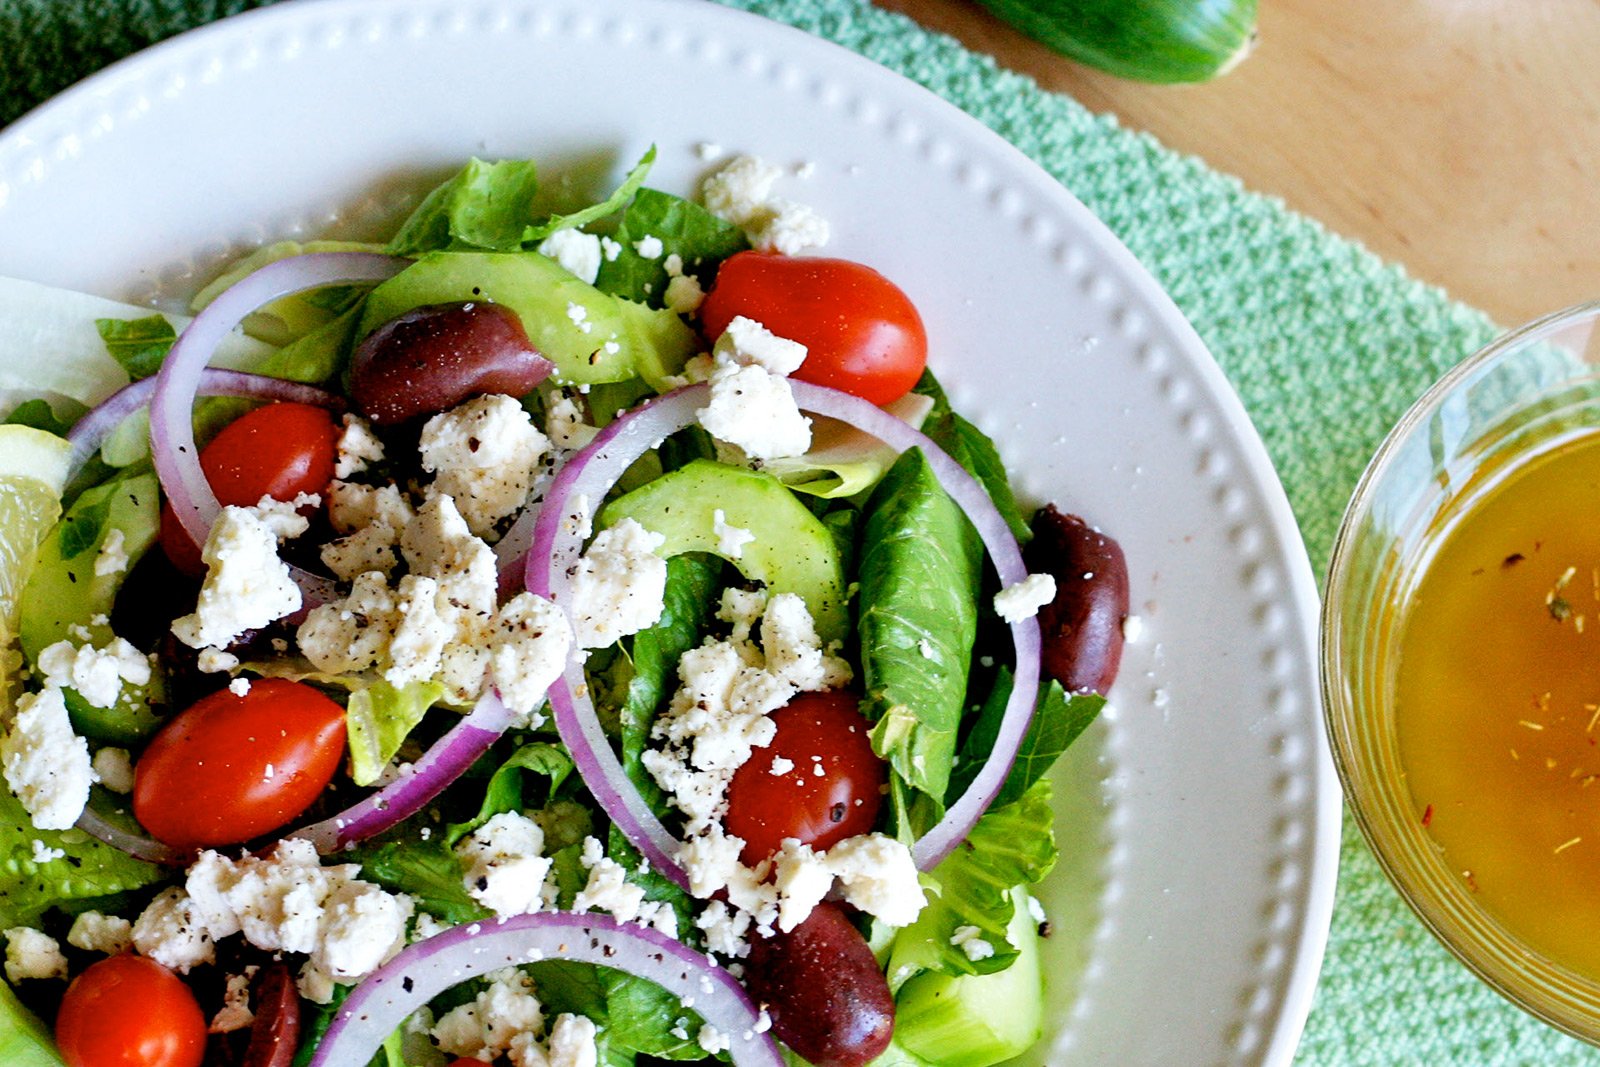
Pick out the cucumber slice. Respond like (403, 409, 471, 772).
(893, 887, 1045, 1067)
(0, 979, 63, 1066)
(978, 0, 1257, 84)
(598, 459, 848, 644)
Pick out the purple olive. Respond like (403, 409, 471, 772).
(241, 962, 300, 1067)
(1024, 505, 1129, 694)
(744, 902, 894, 1067)
(350, 301, 549, 425)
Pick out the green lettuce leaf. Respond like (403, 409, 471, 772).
(948, 669, 1103, 810)
(94, 315, 175, 380)
(2, 399, 76, 438)
(444, 741, 575, 848)
(0, 790, 163, 929)
(885, 779, 1057, 987)
(525, 959, 707, 1062)
(858, 448, 982, 805)
(387, 158, 543, 255)
(345, 680, 446, 787)
(345, 837, 488, 926)
(594, 187, 748, 306)
(0, 978, 61, 1066)
(914, 371, 1030, 543)
(524, 146, 658, 242)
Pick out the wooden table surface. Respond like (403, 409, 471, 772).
(876, 0, 1600, 329)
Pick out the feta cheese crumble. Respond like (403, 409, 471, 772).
(711, 508, 755, 559)
(171, 505, 301, 652)
(418, 394, 549, 538)
(93, 527, 129, 576)
(3, 927, 67, 982)
(697, 356, 811, 460)
(993, 572, 1058, 624)
(36, 635, 150, 708)
(566, 518, 668, 649)
(712, 315, 807, 376)
(1, 686, 94, 829)
(455, 812, 553, 917)
(951, 924, 996, 961)
(67, 911, 133, 955)
(701, 154, 831, 255)
(537, 228, 604, 285)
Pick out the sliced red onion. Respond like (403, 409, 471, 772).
(66, 369, 343, 483)
(528, 382, 1041, 881)
(75, 795, 185, 867)
(295, 690, 514, 854)
(310, 912, 781, 1067)
(149, 252, 406, 555)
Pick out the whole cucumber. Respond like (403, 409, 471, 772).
(978, 0, 1258, 84)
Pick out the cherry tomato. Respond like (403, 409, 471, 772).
(159, 402, 340, 574)
(724, 690, 887, 866)
(133, 678, 346, 849)
(55, 954, 206, 1067)
(700, 252, 928, 406)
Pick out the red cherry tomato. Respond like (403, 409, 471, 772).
(725, 690, 887, 866)
(700, 252, 928, 406)
(55, 954, 206, 1067)
(133, 678, 347, 849)
(159, 402, 340, 574)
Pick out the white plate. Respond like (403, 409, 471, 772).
(0, 1, 1339, 1063)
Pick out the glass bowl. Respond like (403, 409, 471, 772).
(1323, 299, 1600, 1042)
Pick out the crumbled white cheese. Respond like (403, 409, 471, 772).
(1026, 893, 1048, 925)
(698, 1024, 732, 1056)
(132, 887, 216, 973)
(768, 755, 795, 776)
(93, 527, 129, 577)
(320, 521, 403, 581)
(327, 481, 415, 536)
(712, 315, 807, 377)
(171, 506, 301, 651)
(599, 236, 622, 262)
(3, 927, 67, 982)
(1122, 614, 1144, 643)
(538, 229, 604, 285)
(247, 492, 319, 541)
(697, 356, 811, 460)
(297, 571, 400, 675)
(633, 235, 665, 260)
(432, 966, 545, 1061)
(386, 574, 451, 687)
(419, 394, 549, 538)
(67, 911, 133, 955)
(335, 414, 385, 479)
(993, 573, 1058, 624)
(695, 900, 753, 958)
(822, 833, 925, 928)
(663, 272, 705, 315)
(228, 677, 252, 697)
(542, 1013, 600, 1067)
(772, 839, 833, 932)
(210, 967, 258, 1033)
(183, 838, 410, 995)
(566, 518, 668, 649)
(488, 593, 573, 720)
(573, 836, 646, 924)
(546, 394, 599, 451)
(701, 154, 830, 255)
(711, 508, 755, 560)
(197, 648, 240, 673)
(455, 812, 553, 917)
(30, 838, 63, 864)
(1, 686, 95, 830)
(951, 924, 995, 961)
(36, 636, 150, 709)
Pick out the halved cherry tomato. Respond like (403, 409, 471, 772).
(724, 690, 887, 866)
(133, 678, 346, 849)
(55, 954, 206, 1067)
(700, 251, 928, 406)
(159, 402, 340, 574)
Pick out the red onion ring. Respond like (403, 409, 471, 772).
(310, 912, 781, 1067)
(527, 382, 1041, 882)
(74, 797, 186, 867)
(65, 369, 343, 483)
(295, 689, 513, 854)
(148, 251, 406, 554)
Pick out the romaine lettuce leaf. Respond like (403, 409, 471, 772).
(0, 790, 162, 929)
(913, 371, 1030, 543)
(386, 158, 543, 256)
(444, 741, 574, 847)
(344, 680, 446, 787)
(94, 315, 175, 380)
(524, 146, 657, 242)
(344, 837, 488, 926)
(595, 187, 748, 306)
(947, 669, 1103, 810)
(858, 448, 982, 805)
(884, 779, 1057, 987)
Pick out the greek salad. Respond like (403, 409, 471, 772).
(0, 146, 1128, 1067)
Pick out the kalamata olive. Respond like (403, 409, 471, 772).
(743, 902, 894, 1067)
(242, 962, 300, 1067)
(349, 301, 550, 425)
(1024, 505, 1129, 694)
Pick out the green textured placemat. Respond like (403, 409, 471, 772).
(0, 0, 1590, 1062)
